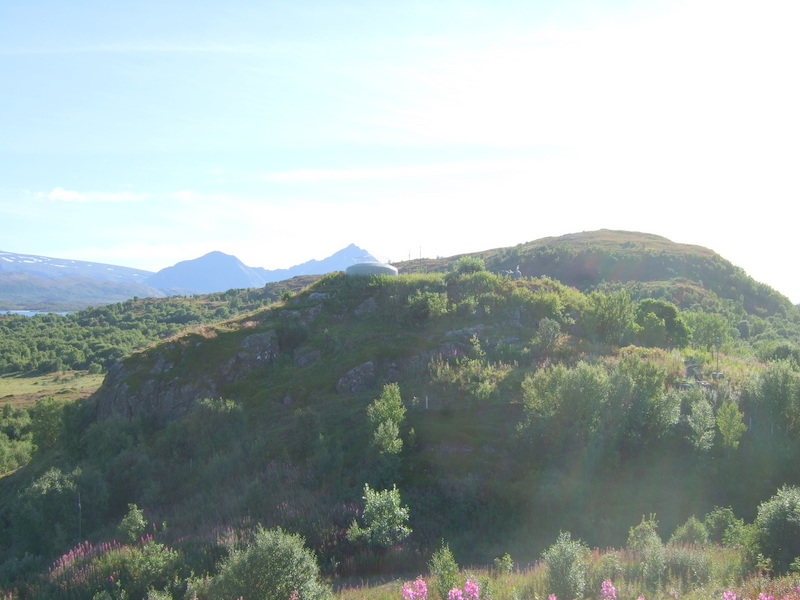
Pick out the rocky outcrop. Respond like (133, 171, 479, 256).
(354, 297, 377, 316)
(94, 329, 279, 424)
(336, 361, 376, 394)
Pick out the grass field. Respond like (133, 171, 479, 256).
(0, 371, 105, 408)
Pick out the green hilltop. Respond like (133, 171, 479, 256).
(2, 230, 800, 599)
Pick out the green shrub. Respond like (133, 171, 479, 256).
(542, 531, 589, 600)
(405, 291, 449, 324)
(627, 515, 666, 592)
(30, 395, 68, 451)
(493, 552, 513, 575)
(703, 506, 743, 546)
(118, 503, 148, 543)
(208, 526, 331, 600)
(119, 541, 182, 600)
(12, 466, 109, 555)
(669, 515, 710, 547)
(453, 256, 486, 274)
(46, 538, 182, 600)
(428, 542, 460, 600)
(0, 430, 33, 475)
(754, 485, 800, 573)
(665, 545, 711, 589)
(346, 484, 411, 550)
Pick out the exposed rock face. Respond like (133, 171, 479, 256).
(294, 348, 321, 367)
(94, 330, 279, 423)
(336, 361, 376, 394)
(280, 302, 323, 324)
(354, 297, 377, 316)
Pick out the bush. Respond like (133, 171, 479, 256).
(542, 531, 589, 600)
(669, 515, 710, 547)
(46, 539, 181, 600)
(665, 545, 711, 589)
(703, 506, 743, 546)
(428, 542, 459, 600)
(347, 484, 411, 550)
(12, 466, 108, 555)
(208, 526, 331, 600)
(627, 516, 666, 592)
(754, 485, 800, 573)
(118, 503, 147, 543)
(493, 552, 513, 575)
(453, 256, 486, 274)
(405, 291, 449, 324)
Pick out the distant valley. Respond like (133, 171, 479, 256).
(0, 244, 377, 311)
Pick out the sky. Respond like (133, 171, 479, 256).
(2, 0, 799, 302)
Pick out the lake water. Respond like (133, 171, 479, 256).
(2, 310, 70, 317)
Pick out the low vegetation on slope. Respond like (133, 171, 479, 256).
(2, 241, 800, 599)
(0, 276, 321, 376)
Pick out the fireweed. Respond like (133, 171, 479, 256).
(401, 577, 478, 600)
(601, 579, 617, 600)
(402, 578, 428, 600)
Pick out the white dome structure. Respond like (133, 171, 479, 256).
(345, 262, 398, 277)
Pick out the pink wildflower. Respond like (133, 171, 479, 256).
(548, 595, 557, 600)
(601, 579, 617, 600)
(463, 579, 479, 600)
(758, 594, 773, 600)
(723, 591, 737, 600)
(402, 578, 428, 600)
(448, 589, 463, 600)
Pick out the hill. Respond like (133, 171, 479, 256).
(401, 229, 795, 317)
(2, 230, 800, 598)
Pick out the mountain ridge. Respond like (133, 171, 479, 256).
(0, 244, 377, 310)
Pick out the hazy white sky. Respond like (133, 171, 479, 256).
(2, 0, 799, 301)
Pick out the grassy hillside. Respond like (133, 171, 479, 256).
(0, 275, 322, 377)
(2, 232, 800, 599)
(401, 230, 794, 317)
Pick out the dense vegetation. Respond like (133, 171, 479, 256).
(0, 276, 320, 375)
(2, 233, 800, 599)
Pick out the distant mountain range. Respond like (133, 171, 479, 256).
(0, 244, 377, 311)
(146, 245, 378, 295)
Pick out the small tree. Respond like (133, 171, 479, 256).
(534, 317, 562, 357)
(367, 383, 406, 455)
(686, 395, 716, 452)
(118, 503, 147, 543)
(754, 486, 800, 573)
(428, 542, 460, 600)
(627, 515, 666, 591)
(347, 484, 411, 550)
(542, 532, 589, 600)
(585, 290, 637, 347)
(716, 400, 747, 451)
(703, 506, 744, 546)
(30, 395, 68, 451)
(669, 515, 709, 546)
